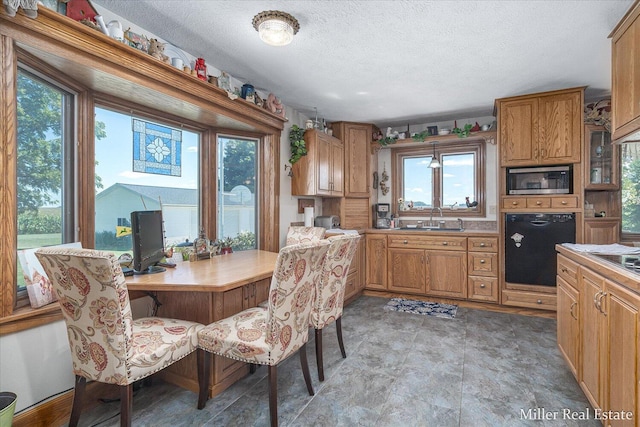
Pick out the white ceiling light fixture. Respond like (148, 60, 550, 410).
(252, 10, 300, 46)
(428, 141, 441, 168)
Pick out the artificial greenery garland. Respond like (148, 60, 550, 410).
(289, 125, 307, 164)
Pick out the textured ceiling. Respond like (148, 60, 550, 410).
(92, 0, 633, 127)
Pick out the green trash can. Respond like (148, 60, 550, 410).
(0, 392, 16, 427)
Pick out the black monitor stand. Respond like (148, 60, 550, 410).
(133, 265, 166, 275)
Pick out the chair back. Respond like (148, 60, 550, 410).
(264, 241, 330, 363)
(285, 226, 326, 246)
(35, 247, 134, 384)
(310, 234, 361, 329)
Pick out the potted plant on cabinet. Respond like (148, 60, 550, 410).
(288, 125, 307, 165)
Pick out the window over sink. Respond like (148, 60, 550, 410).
(393, 140, 485, 217)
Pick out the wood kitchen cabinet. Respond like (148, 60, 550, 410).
(365, 234, 387, 290)
(388, 248, 427, 294)
(291, 129, 344, 197)
(425, 250, 467, 298)
(496, 87, 583, 166)
(611, 1, 640, 142)
(330, 122, 372, 198)
(556, 254, 580, 378)
(344, 234, 366, 303)
(467, 237, 499, 302)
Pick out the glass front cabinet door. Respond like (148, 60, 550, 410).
(584, 125, 618, 190)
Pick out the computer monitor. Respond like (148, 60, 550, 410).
(131, 210, 166, 275)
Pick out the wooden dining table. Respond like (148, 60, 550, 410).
(125, 249, 279, 398)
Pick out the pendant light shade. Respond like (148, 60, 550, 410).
(252, 10, 300, 46)
(429, 141, 441, 168)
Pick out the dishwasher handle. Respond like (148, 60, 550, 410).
(529, 220, 550, 226)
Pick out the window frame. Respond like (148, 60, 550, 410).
(620, 141, 640, 242)
(393, 140, 485, 217)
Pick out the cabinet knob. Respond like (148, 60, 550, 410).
(480, 259, 486, 264)
(512, 201, 518, 206)
(480, 243, 486, 247)
(442, 242, 448, 246)
(403, 240, 408, 244)
(536, 201, 542, 205)
(537, 299, 542, 304)
(561, 267, 567, 273)
(561, 200, 567, 205)
(480, 283, 486, 288)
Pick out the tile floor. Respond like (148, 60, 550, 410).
(79, 296, 599, 427)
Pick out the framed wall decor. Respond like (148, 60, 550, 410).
(427, 126, 438, 136)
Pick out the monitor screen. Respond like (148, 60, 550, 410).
(131, 210, 166, 274)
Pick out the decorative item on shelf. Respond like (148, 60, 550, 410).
(207, 75, 218, 86)
(220, 237, 234, 254)
(398, 198, 405, 212)
(412, 130, 430, 142)
(218, 71, 231, 91)
(107, 20, 124, 43)
(241, 83, 255, 102)
(465, 196, 478, 208)
(470, 122, 481, 132)
(378, 127, 399, 146)
(481, 123, 493, 131)
(288, 124, 307, 165)
(194, 228, 210, 259)
(254, 92, 264, 108)
(265, 93, 286, 118)
(148, 39, 170, 63)
(284, 164, 293, 177)
(194, 58, 207, 81)
(124, 28, 150, 52)
(584, 99, 611, 132)
(438, 128, 451, 135)
(427, 126, 438, 136)
(252, 10, 300, 46)
(452, 123, 473, 138)
(380, 163, 389, 195)
(66, 0, 97, 22)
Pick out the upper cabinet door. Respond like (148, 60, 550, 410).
(611, 3, 640, 141)
(499, 98, 538, 166)
(539, 91, 582, 164)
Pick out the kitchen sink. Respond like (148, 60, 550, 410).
(399, 227, 465, 232)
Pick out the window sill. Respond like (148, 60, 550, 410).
(0, 303, 62, 336)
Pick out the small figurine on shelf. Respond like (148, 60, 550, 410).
(194, 228, 210, 257)
(220, 237, 234, 254)
(148, 39, 169, 63)
(465, 196, 478, 208)
(265, 93, 286, 118)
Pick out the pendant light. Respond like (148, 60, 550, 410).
(428, 141, 441, 168)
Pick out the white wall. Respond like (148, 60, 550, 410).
(376, 115, 498, 222)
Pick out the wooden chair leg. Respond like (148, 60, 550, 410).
(68, 375, 86, 427)
(268, 365, 278, 427)
(336, 317, 346, 359)
(197, 349, 211, 409)
(299, 343, 314, 395)
(120, 383, 133, 427)
(315, 328, 324, 382)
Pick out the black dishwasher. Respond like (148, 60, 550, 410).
(505, 213, 576, 286)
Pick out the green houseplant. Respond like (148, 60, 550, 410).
(452, 123, 473, 138)
(288, 125, 307, 164)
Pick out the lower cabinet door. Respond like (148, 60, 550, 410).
(387, 248, 426, 294)
(557, 276, 579, 377)
(425, 250, 467, 298)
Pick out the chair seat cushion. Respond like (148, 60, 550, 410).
(198, 307, 292, 366)
(127, 317, 203, 383)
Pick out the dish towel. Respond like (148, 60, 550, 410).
(562, 243, 640, 255)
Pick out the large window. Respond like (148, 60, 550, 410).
(16, 68, 75, 306)
(217, 136, 258, 251)
(394, 141, 484, 216)
(94, 107, 200, 254)
(621, 142, 640, 238)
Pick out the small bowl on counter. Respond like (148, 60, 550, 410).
(438, 129, 451, 135)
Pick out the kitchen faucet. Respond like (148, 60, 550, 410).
(429, 206, 443, 227)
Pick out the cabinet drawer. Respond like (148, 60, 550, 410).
(526, 197, 551, 208)
(557, 254, 579, 288)
(503, 197, 528, 209)
(468, 237, 499, 252)
(468, 277, 499, 302)
(468, 252, 498, 276)
(551, 196, 578, 209)
(388, 235, 467, 251)
(502, 289, 556, 310)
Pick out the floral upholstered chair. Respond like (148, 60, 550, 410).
(311, 234, 361, 381)
(35, 247, 204, 427)
(285, 226, 326, 246)
(197, 241, 330, 427)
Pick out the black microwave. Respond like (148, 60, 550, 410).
(507, 165, 572, 195)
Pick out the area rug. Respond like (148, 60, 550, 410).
(383, 298, 458, 319)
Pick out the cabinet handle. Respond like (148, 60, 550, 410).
(593, 290, 600, 310)
(421, 255, 424, 264)
(480, 259, 486, 264)
(534, 148, 539, 159)
(442, 242, 448, 246)
(561, 267, 567, 273)
(536, 201, 542, 206)
(570, 302, 577, 320)
(598, 292, 607, 316)
(541, 148, 546, 158)
(480, 283, 486, 288)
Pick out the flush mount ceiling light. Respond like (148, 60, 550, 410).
(428, 141, 441, 168)
(252, 10, 300, 46)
